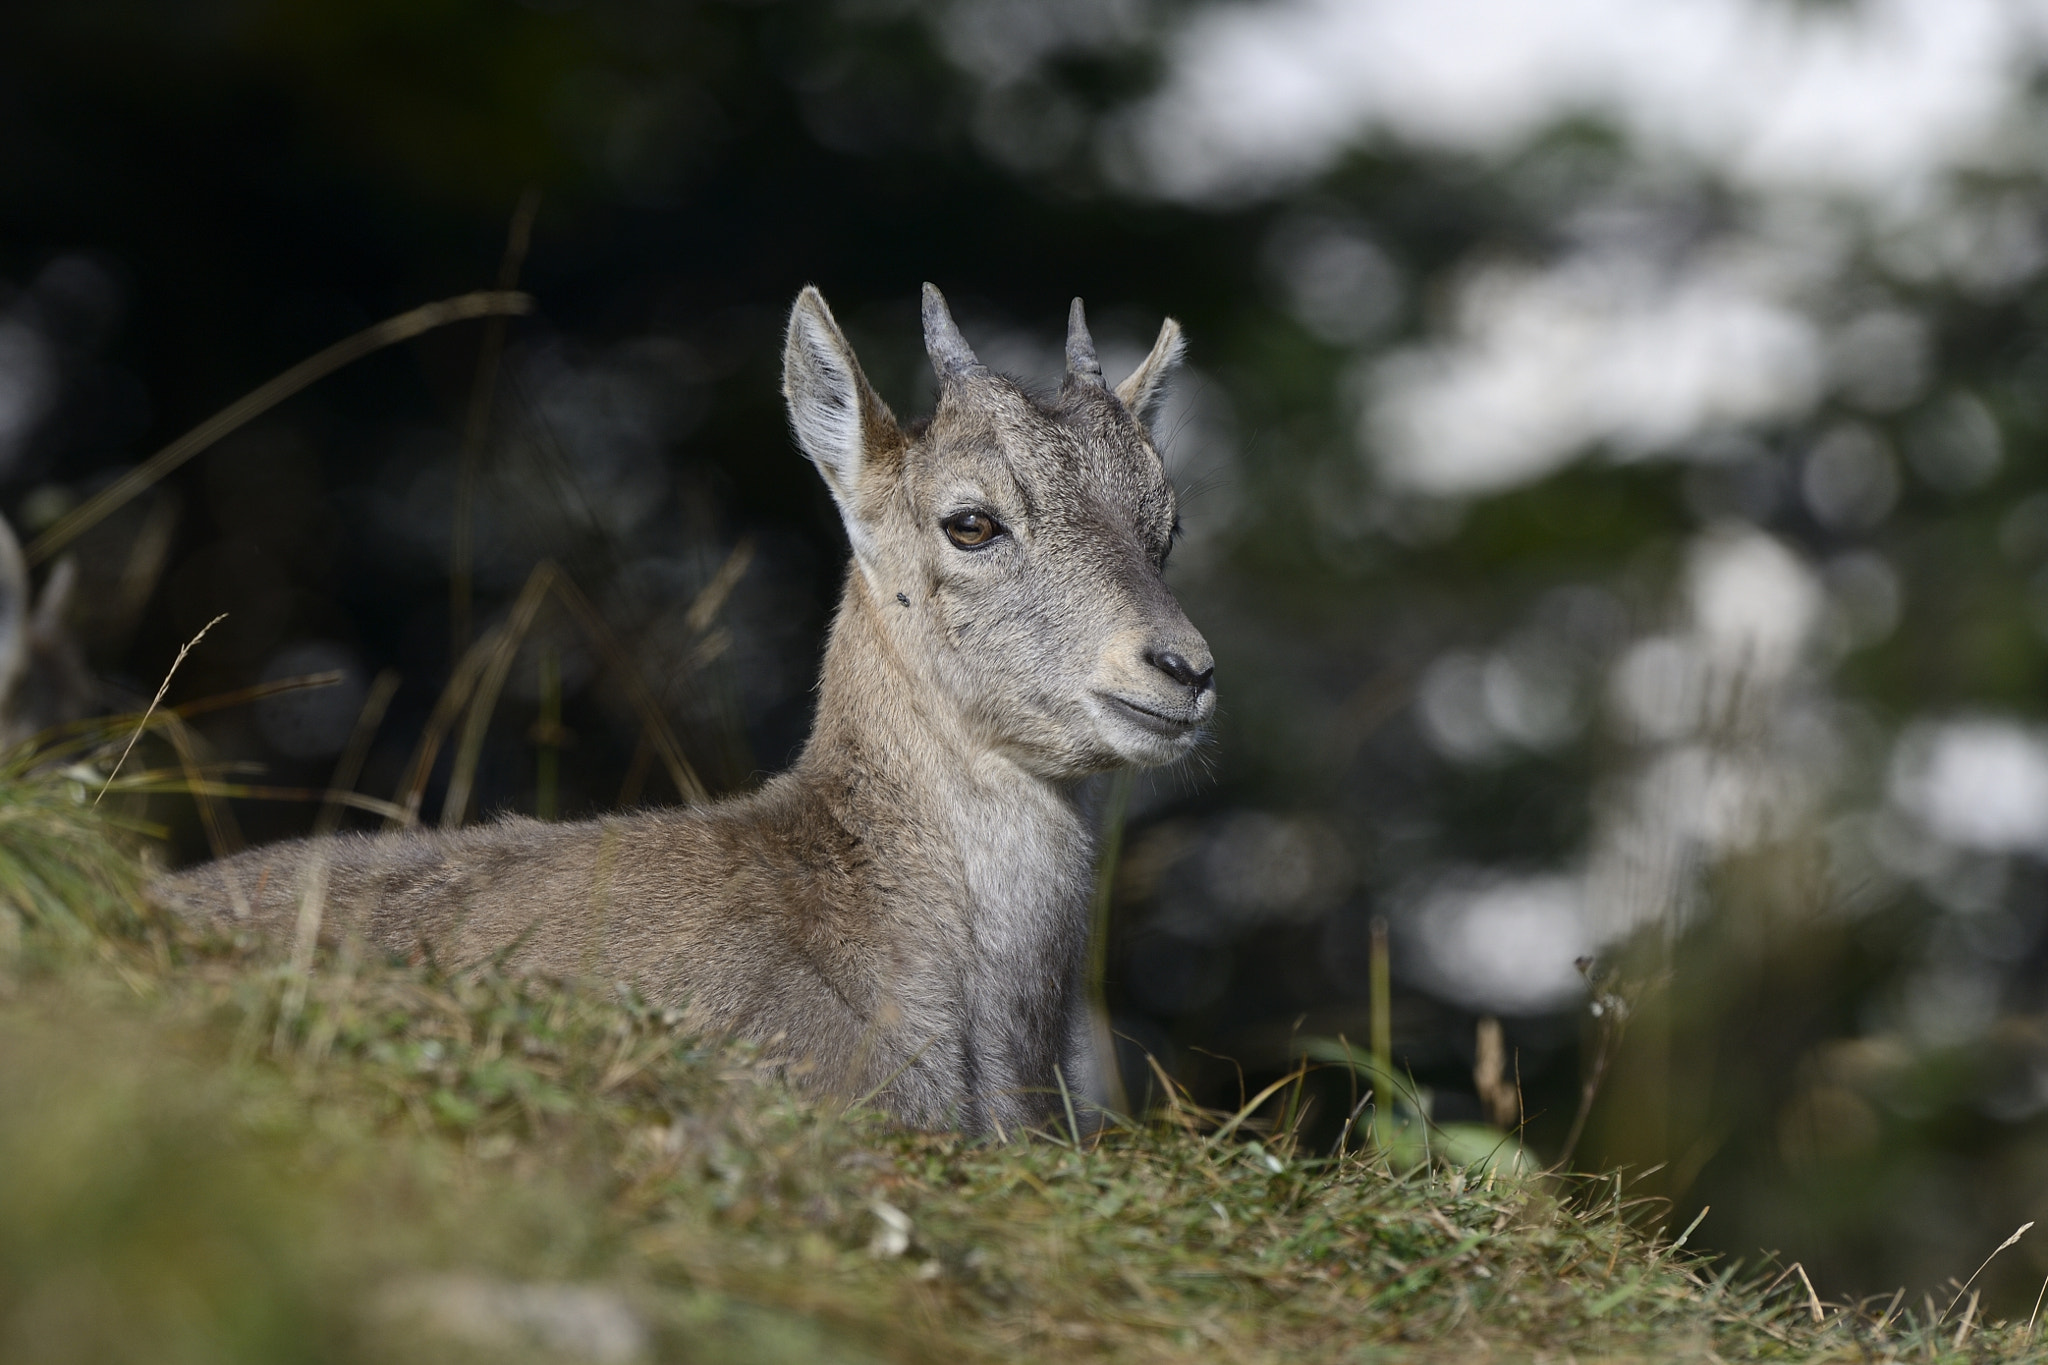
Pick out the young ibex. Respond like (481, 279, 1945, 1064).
(154, 285, 1216, 1133)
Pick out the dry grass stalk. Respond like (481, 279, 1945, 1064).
(273, 844, 330, 1053)
(1205, 1059, 1310, 1150)
(1553, 959, 1637, 1173)
(1474, 1015, 1520, 1130)
(1369, 915, 1391, 1079)
(414, 558, 717, 830)
(1941, 1221, 2031, 1323)
(170, 782, 406, 826)
(536, 569, 708, 804)
(316, 670, 401, 836)
(1953, 1289, 1980, 1349)
(388, 638, 491, 828)
(683, 538, 755, 635)
(1793, 1262, 1823, 1324)
(94, 613, 225, 808)
(441, 564, 559, 828)
(450, 189, 542, 658)
(170, 671, 345, 722)
(1085, 767, 1134, 1119)
(157, 715, 248, 868)
(27, 291, 533, 567)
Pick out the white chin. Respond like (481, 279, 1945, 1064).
(1088, 698, 1203, 767)
(1111, 730, 1198, 767)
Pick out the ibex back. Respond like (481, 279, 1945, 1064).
(154, 284, 1216, 1134)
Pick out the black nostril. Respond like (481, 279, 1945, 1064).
(1149, 650, 1215, 691)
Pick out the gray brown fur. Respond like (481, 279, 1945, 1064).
(152, 284, 1215, 1134)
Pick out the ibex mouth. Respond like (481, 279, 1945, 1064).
(1098, 693, 1205, 738)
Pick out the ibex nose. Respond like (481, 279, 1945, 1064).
(1148, 649, 1215, 692)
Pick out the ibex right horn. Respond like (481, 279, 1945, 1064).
(921, 283, 981, 380)
(1064, 298, 1104, 389)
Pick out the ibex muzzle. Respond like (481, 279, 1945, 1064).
(156, 285, 1213, 1134)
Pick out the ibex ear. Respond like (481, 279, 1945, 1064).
(1114, 317, 1186, 430)
(782, 286, 900, 550)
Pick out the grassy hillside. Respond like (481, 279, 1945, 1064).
(0, 761, 2036, 1364)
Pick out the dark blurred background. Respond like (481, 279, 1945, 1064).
(8, 0, 2048, 1312)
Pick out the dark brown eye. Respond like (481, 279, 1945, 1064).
(942, 511, 1001, 549)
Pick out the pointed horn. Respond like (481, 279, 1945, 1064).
(921, 282, 981, 380)
(1064, 297, 1103, 388)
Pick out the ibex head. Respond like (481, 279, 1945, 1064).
(783, 283, 1215, 777)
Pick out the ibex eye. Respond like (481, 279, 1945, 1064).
(942, 511, 1002, 549)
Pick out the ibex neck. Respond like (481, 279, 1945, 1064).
(793, 566, 1098, 1130)
(793, 568, 1098, 889)
(799, 566, 1049, 800)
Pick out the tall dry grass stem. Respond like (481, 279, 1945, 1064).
(450, 190, 542, 659)
(95, 613, 225, 808)
(28, 291, 532, 567)
(1368, 917, 1392, 1065)
(159, 715, 247, 866)
(1473, 1015, 1520, 1129)
(1793, 1263, 1824, 1324)
(1144, 1051, 1199, 1133)
(390, 639, 489, 827)
(274, 844, 330, 1053)
(684, 538, 754, 635)
(842, 1029, 941, 1125)
(106, 496, 179, 638)
(1659, 1204, 1709, 1262)
(1553, 960, 1636, 1173)
(535, 648, 561, 820)
(1053, 1063, 1083, 1150)
(402, 559, 717, 831)
(442, 564, 557, 828)
(317, 670, 400, 835)
(546, 568, 710, 805)
(1953, 1290, 1980, 1348)
(161, 779, 404, 825)
(170, 671, 343, 722)
(578, 821, 621, 979)
(1939, 1221, 2031, 1323)
(1205, 1060, 1310, 1149)
(1086, 767, 1133, 1116)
